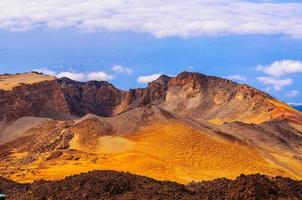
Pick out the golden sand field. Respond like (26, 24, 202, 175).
(6, 122, 300, 184)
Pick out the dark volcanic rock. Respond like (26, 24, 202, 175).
(57, 77, 167, 117)
(0, 171, 193, 200)
(0, 171, 302, 200)
(188, 173, 302, 200)
(57, 78, 124, 117)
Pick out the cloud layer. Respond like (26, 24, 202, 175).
(1, 0, 302, 38)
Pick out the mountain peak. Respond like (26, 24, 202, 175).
(150, 74, 171, 85)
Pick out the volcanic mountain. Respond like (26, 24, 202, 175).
(0, 71, 302, 185)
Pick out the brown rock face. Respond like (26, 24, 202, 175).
(57, 77, 167, 117)
(57, 78, 124, 117)
(157, 72, 300, 124)
(55, 71, 301, 125)
(1, 71, 300, 125)
(0, 80, 69, 121)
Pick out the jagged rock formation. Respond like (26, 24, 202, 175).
(1, 71, 300, 124)
(57, 71, 301, 125)
(0, 73, 69, 122)
(57, 78, 124, 117)
(1, 170, 302, 200)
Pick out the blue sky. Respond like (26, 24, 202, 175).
(0, 0, 302, 102)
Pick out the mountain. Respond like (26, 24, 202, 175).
(1, 170, 302, 200)
(0, 71, 302, 186)
(289, 103, 302, 112)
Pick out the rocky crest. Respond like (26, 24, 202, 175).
(56, 71, 300, 125)
(1, 71, 299, 125)
(57, 78, 123, 117)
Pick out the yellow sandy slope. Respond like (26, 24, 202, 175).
(6, 122, 300, 184)
(0, 73, 54, 90)
(209, 99, 302, 125)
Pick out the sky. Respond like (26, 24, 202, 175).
(0, 0, 302, 103)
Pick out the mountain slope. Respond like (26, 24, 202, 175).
(0, 72, 302, 185)
(1, 106, 301, 184)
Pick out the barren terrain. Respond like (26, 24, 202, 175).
(0, 71, 302, 188)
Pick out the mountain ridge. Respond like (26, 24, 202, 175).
(0, 71, 302, 185)
(1, 71, 298, 124)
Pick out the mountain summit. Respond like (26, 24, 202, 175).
(0, 71, 302, 184)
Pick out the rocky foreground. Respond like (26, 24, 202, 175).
(0, 170, 302, 200)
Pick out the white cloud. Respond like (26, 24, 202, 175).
(34, 68, 113, 81)
(256, 60, 302, 77)
(285, 90, 300, 98)
(1, 1, 302, 38)
(112, 65, 133, 75)
(56, 71, 86, 81)
(257, 76, 292, 91)
(225, 75, 247, 82)
(137, 73, 161, 84)
(86, 71, 113, 81)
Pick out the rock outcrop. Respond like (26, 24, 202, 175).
(1, 71, 299, 125)
(0, 79, 69, 122)
(56, 71, 301, 125)
(57, 77, 124, 117)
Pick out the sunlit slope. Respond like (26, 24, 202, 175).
(159, 72, 302, 125)
(209, 99, 302, 125)
(0, 72, 54, 90)
(5, 122, 300, 184)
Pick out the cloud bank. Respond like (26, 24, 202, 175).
(1, 0, 302, 38)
